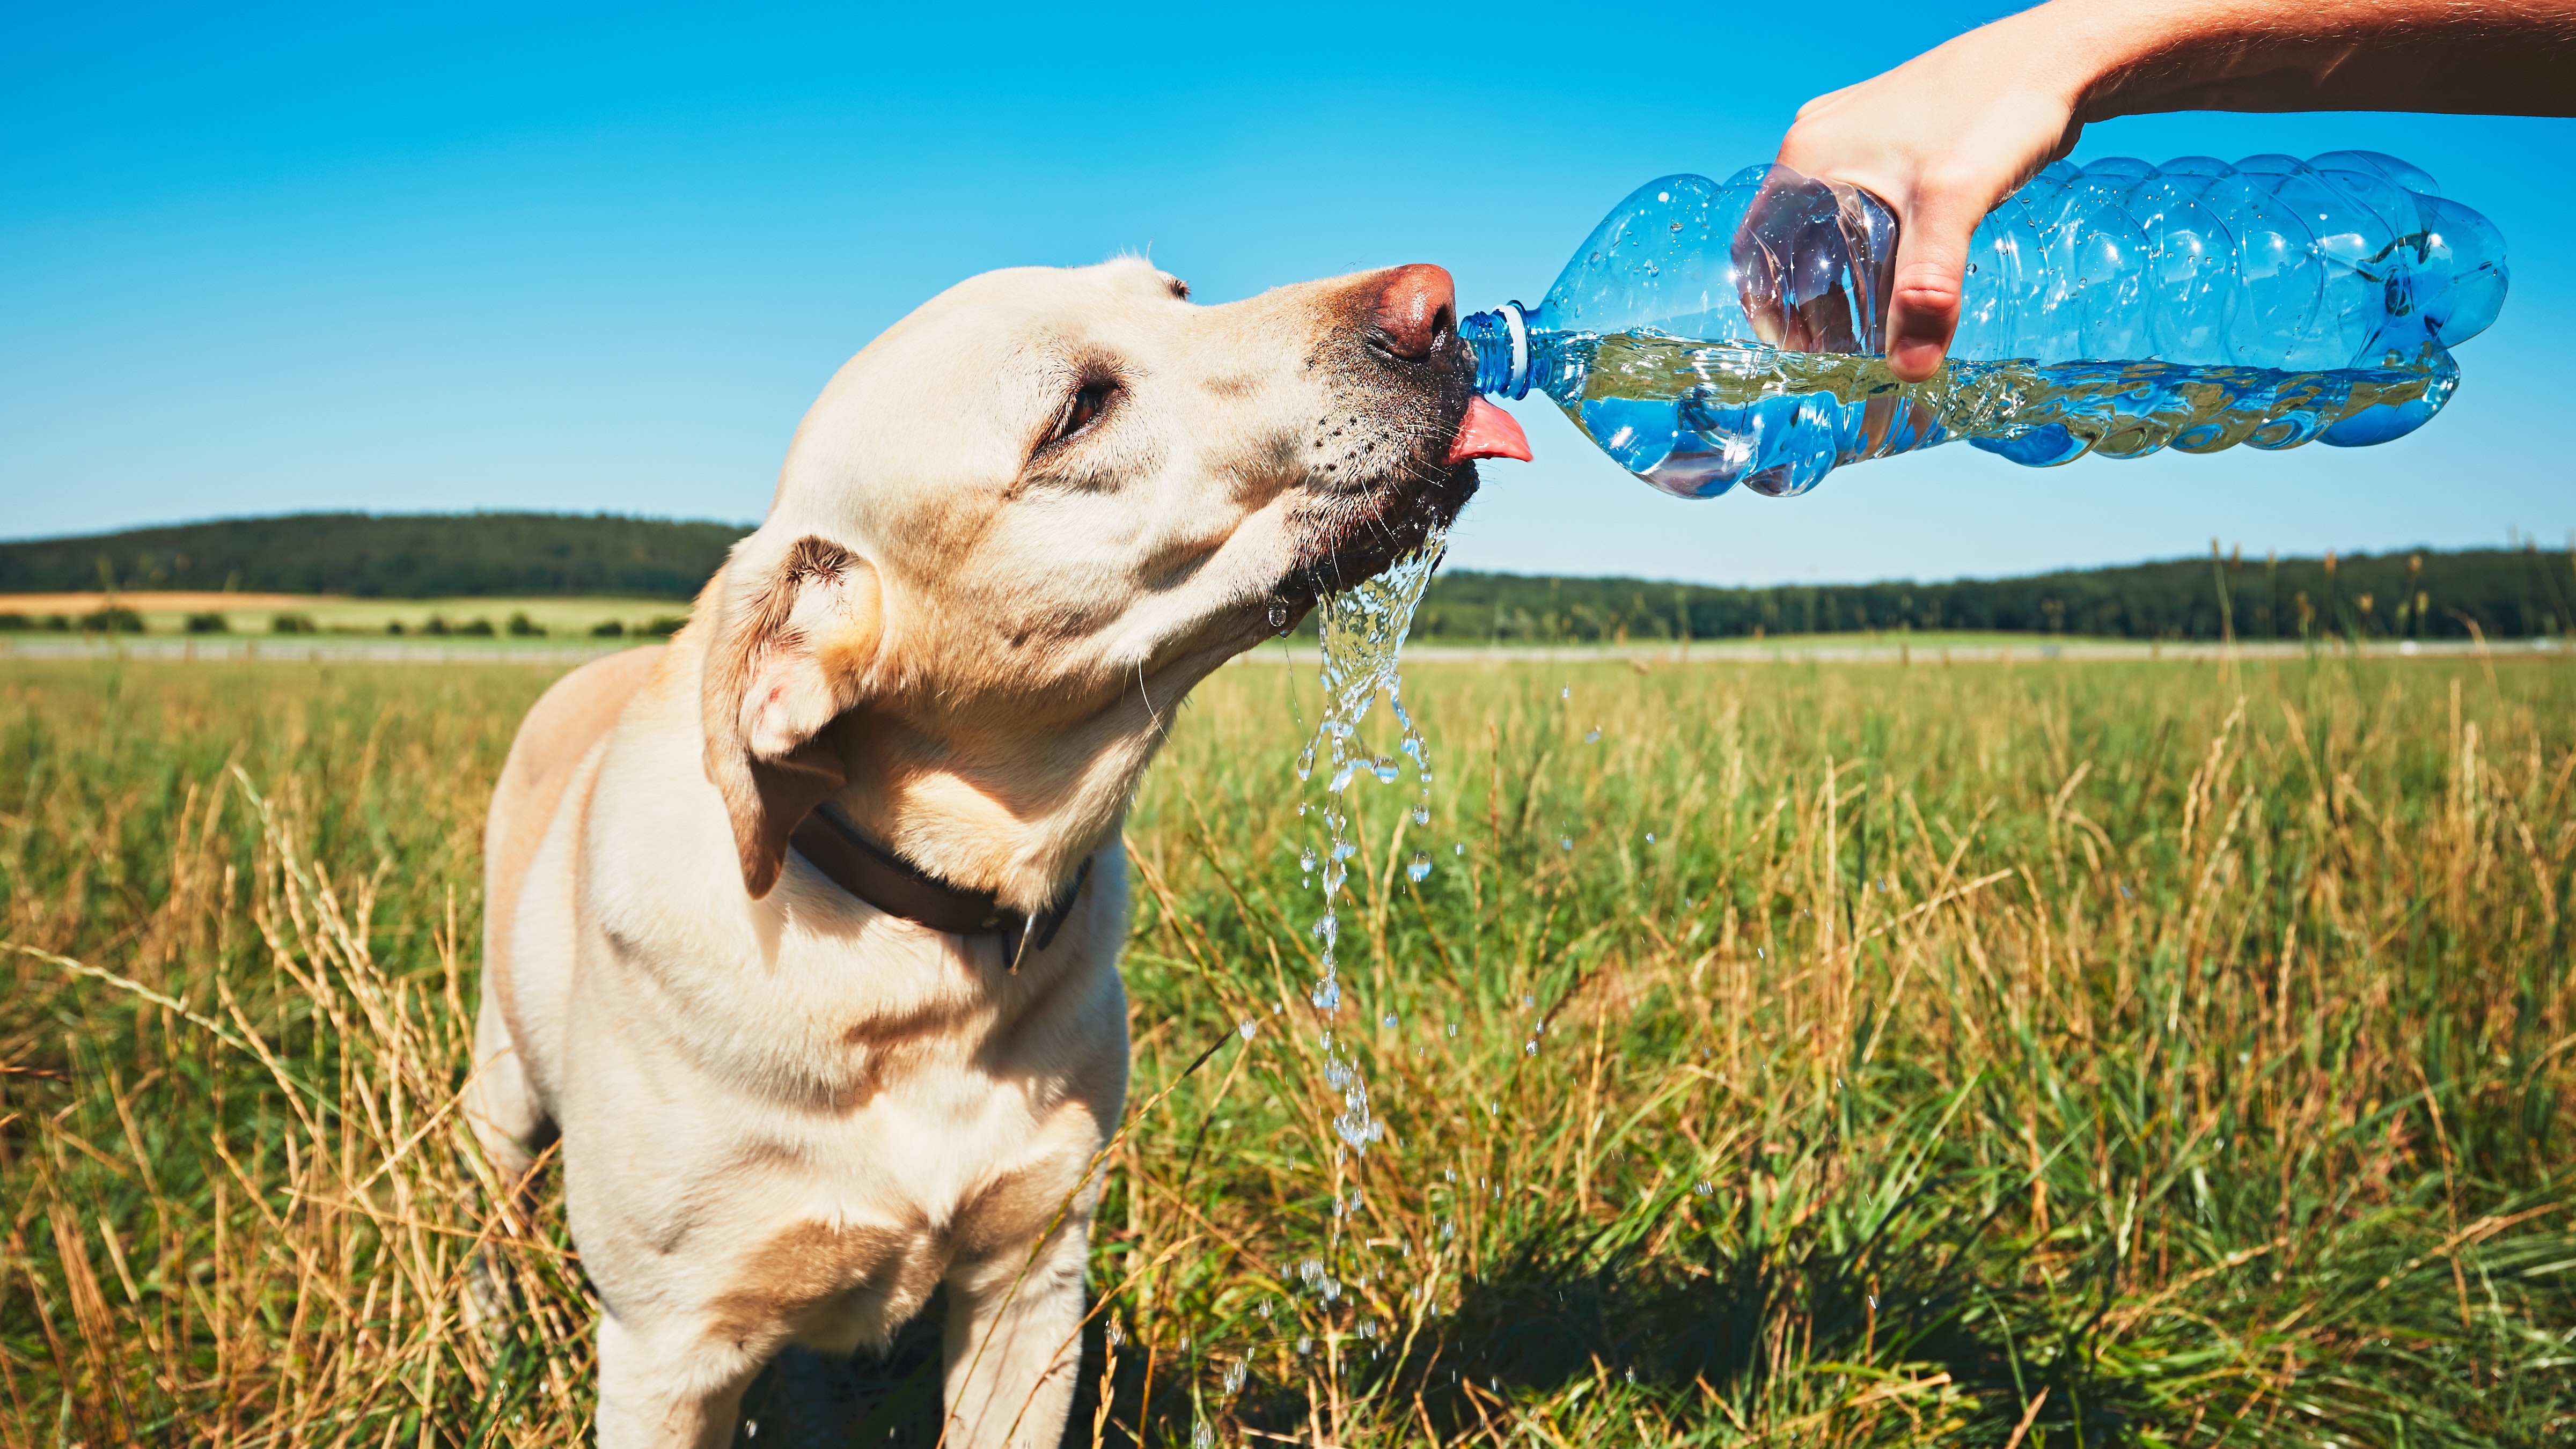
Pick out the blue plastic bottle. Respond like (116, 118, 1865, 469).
(1460, 152, 2508, 498)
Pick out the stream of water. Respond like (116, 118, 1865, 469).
(1278, 526, 1447, 1383)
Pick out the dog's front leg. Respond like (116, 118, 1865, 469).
(940, 1220, 1091, 1449)
(594, 1310, 761, 1449)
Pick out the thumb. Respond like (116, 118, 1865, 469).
(1883, 192, 1980, 384)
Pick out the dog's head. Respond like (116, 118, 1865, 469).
(696, 258, 1523, 903)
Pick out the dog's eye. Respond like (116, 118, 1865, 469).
(1055, 382, 1113, 442)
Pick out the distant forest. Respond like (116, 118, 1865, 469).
(0, 512, 745, 600)
(5, 512, 2571, 642)
(1420, 545, 2576, 645)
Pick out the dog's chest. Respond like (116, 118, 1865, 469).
(690, 1035, 1116, 1349)
(575, 851, 1129, 1341)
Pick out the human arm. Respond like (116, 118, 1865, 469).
(1777, 0, 2576, 380)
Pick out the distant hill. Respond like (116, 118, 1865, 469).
(4, 512, 2568, 643)
(1419, 545, 2576, 645)
(0, 512, 748, 599)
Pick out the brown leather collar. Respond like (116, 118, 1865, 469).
(788, 801, 1091, 972)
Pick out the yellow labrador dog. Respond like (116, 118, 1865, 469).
(466, 258, 1529, 1447)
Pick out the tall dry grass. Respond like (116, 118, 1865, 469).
(3, 651, 2572, 1446)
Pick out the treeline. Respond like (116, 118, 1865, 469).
(1398, 545, 2576, 645)
(0, 512, 747, 599)
(6, 513, 2571, 642)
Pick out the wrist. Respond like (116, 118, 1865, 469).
(1977, 0, 2138, 116)
(1986, 0, 2215, 122)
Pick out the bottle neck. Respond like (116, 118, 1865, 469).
(1460, 302, 1533, 399)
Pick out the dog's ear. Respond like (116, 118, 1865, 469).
(700, 535, 884, 899)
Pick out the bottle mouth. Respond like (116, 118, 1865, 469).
(1460, 303, 1532, 399)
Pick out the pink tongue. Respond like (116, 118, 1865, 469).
(1444, 396, 1533, 464)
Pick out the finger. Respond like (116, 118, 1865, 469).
(1883, 190, 1981, 383)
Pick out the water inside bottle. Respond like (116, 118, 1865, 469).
(1538, 329, 2455, 498)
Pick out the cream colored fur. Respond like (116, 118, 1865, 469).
(466, 258, 1477, 1447)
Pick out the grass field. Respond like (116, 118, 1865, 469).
(3, 650, 2572, 1446)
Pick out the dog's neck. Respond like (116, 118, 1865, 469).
(815, 692, 1175, 913)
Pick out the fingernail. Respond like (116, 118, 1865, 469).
(1889, 340, 1943, 383)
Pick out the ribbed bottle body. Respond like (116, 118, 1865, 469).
(1462, 152, 2504, 498)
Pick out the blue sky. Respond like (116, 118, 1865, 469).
(5, 1, 2570, 586)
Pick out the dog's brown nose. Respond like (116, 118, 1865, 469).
(1371, 263, 1456, 361)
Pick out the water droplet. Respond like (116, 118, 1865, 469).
(1300, 845, 1317, 872)
(1407, 851, 1432, 882)
(1382, 1012, 1398, 1029)
(1560, 837, 1573, 851)
(1695, 1181, 1713, 1196)
(1584, 729, 1601, 744)
(1521, 995, 1534, 1009)
(1311, 977, 1341, 1012)
(1266, 601, 1289, 632)
(1560, 685, 1570, 699)
(1412, 803, 1429, 826)
(1238, 1019, 1258, 1041)
(1447, 1021, 1458, 1038)
(1452, 843, 1464, 856)
(1524, 1040, 1538, 1055)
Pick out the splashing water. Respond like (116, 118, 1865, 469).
(1273, 528, 1454, 1370)
(1296, 526, 1447, 1155)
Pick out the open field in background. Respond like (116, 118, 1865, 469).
(3, 652, 2572, 1446)
(7, 619, 2562, 671)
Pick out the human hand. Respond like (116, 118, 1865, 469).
(1773, 10, 2094, 380)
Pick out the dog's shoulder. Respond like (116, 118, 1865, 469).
(486, 645, 673, 1002)
(499, 646, 670, 800)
